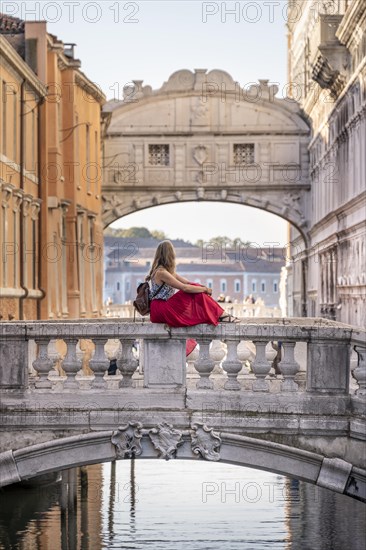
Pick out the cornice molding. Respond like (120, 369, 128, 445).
(75, 71, 106, 104)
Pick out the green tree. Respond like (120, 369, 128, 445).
(151, 230, 167, 240)
(194, 236, 251, 248)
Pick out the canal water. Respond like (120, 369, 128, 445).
(0, 461, 365, 549)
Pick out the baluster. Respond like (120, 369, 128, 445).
(89, 339, 109, 389)
(47, 339, 62, 380)
(237, 340, 251, 375)
(33, 338, 53, 389)
(117, 339, 139, 387)
(187, 345, 199, 376)
(209, 340, 226, 373)
(222, 340, 242, 391)
(193, 339, 215, 389)
(353, 345, 366, 396)
(62, 339, 81, 389)
(251, 340, 271, 392)
(279, 342, 300, 392)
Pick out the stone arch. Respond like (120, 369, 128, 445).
(1, 431, 364, 501)
(102, 196, 309, 247)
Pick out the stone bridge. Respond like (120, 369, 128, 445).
(0, 318, 365, 502)
(102, 69, 311, 242)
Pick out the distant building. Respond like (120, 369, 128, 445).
(0, 14, 108, 319)
(104, 236, 284, 307)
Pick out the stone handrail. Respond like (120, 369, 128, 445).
(102, 302, 282, 319)
(0, 318, 365, 395)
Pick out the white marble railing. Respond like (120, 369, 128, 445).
(0, 318, 365, 396)
(102, 302, 282, 319)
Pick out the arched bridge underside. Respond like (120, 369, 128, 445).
(102, 69, 311, 241)
(1, 427, 365, 502)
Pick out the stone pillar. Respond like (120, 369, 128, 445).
(307, 340, 349, 394)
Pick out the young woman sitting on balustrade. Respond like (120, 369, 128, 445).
(146, 240, 240, 355)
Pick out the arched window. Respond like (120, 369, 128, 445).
(234, 279, 241, 293)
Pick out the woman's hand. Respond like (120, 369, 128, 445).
(205, 287, 212, 296)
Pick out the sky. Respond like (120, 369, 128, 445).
(3, 0, 290, 244)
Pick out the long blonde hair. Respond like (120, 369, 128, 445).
(146, 240, 176, 281)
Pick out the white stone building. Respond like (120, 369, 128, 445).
(104, 237, 284, 307)
(287, 0, 366, 326)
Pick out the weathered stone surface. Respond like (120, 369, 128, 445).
(0, 450, 21, 485)
(307, 341, 350, 394)
(0, 319, 365, 500)
(144, 339, 186, 388)
(317, 457, 353, 493)
(0, 337, 27, 389)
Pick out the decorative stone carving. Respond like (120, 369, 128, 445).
(161, 69, 195, 92)
(148, 422, 183, 460)
(196, 187, 205, 200)
(191, 423, 221, 461)
(102, 194, 125, 217)
(193, 145, 208, 166)
(353, 345, 366, 396)
(191, 97, 209, 124)
(111, 422, 143, 458)
(282, 193, 306, 225)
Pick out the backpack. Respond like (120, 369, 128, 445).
(133, 281, 165, 317)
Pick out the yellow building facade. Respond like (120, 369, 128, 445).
(0, 15, 107, 320)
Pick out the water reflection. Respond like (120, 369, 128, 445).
(0, 461, 365, 549)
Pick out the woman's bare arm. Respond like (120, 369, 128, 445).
(174, 272, 191, 284)
(156, 269, 211, 294)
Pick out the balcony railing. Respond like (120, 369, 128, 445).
(0, 318, 365, 397)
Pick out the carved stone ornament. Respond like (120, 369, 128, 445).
(193, 145, 208, 166)
(148, 422, 184, 460)
(191, 423, 221, 461)
(111, 422, 143, 458)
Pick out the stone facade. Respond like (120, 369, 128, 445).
(102, 69, 311, 235)
(287, 0, 366, 326)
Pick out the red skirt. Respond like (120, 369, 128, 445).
(150, 290, 225, 356)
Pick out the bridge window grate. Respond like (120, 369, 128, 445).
(233, 143, 255, 164)
(148, 144, 170, 166)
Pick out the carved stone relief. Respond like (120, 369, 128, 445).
(111, 422, 143, 458)
(148, 422, 184, 460)
(191, 423, 221, 461)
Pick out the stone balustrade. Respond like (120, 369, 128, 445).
(0, 318, 365, 397)
(102, 302, 282, 319)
